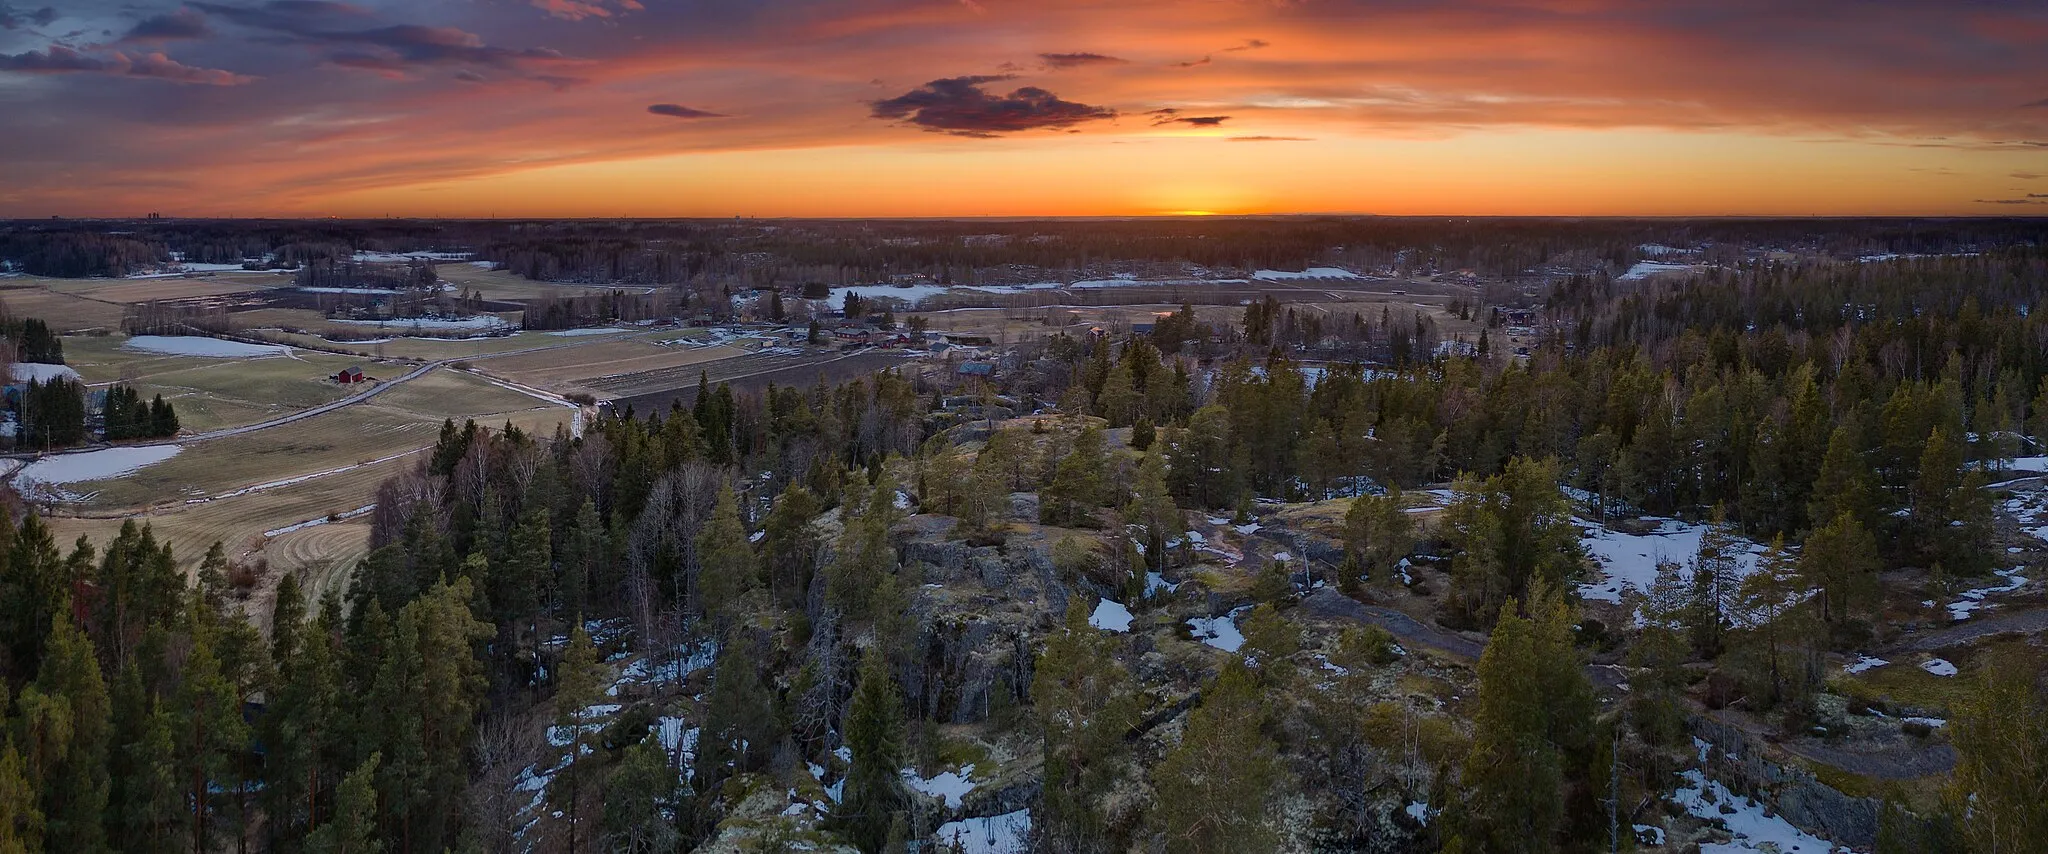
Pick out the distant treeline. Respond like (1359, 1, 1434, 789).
(6, 216, 2043, 283)
(520, 290, 693, 330)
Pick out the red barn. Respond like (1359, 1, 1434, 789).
(336, 365, 365, 384)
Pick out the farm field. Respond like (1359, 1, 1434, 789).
(61, 334, 371, 432)
(473, 336, 748, 395)
(0, 286, 130, 331)
(432, 263, 659, 302)
(371, 367, 570, 420)
(44, 272, 293, 303)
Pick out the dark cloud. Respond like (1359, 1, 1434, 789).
(1148, 108, 1228, 126)
(1974, 198, 2048, 205)
(648, 103, 726, 119)
(869, 75, 1115, 136)
(2026, 98, 2048, 108)
(193, 1, 566, 75)
(121, 9, 214, 43)
(1039, 52, 1125, 70)
(1228, 135, 1310, 142)
(1222, 39, 1269, 52)
(0, 5, 55, 31)
(1171, 56, 1211, 68)
(0, 45, 254, 85)
(2015, 173, 2045, 180)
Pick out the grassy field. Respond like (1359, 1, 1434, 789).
(434, 263, 660, 302)
(44, 273, 293, 303)
(372, 367, 567, 420)
(61, 334, 368, 432)
(474, 337, 747, 393)
(0, 286, 130, 332)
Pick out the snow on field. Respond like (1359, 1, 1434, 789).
(1254, 267, 1369, 280)
(545, 327, 630, 337)
(351, 250, 474, 263)
(1575, 517, 1766, 604)
(825, 284, 954, 307)
(297, 286, 407, 295)
(1921, 658, 1958, 677)
(123, 335, 292, 358)
(264, 504, 375, 537)
(1946, 566, 2029, 621)
(935, 809, 1031, 854)
(1618, 261, 1703, 281)
(1090, 598, 1134, 632)
(903, 765, 977, 809)
(1144, 572, 1177, 597)
(10, 363, 82, 383)
(128, 262, 256, 278)
(1904, 716, 1948, 729)
(1673, 768, 1848, 853)
(1845, 655, 1888, 674)
(332, 315, 510, 332)
(1188, 605, 1250, 652)
(18, 445, 182, 493)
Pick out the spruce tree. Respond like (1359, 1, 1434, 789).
(694, 486, 759, 625)
(1033, 602, 1140, 853)
(553, 622, 606, 854)
(27, 619, 110, 853)
(304, 754, 379, 854)
(1151, 661, 1282, 853)
(834, 647, 908, 854)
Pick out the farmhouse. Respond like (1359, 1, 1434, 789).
(335, 365, 366, 384)
(833, 326, 874, 344)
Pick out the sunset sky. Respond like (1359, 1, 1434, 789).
(3, 0, 2046, 218)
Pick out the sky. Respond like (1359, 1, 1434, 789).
(2, 0, 2046, 218)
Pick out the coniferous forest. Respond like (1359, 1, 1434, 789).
(0, 225, 2044, 853)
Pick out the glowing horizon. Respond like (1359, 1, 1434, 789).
(3, 1, 2045, 218)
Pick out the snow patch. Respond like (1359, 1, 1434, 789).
(1845, 655, 1888, 674)
(903, 765, 977, 809)
(1089, 598, 1133, 632)
(1187, 605, 1250, 652)
(123, 335, 291, 358)
(1673, 768, 1848, 853)
(545, 327, 630, 337)
(9, 363, 81, 383)
(934, 808, 1031, 854)
(17, 445, 182, 496)
(1921, 658, 1958, 677)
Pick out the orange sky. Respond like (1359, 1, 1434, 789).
(3, 0, 2045, 217)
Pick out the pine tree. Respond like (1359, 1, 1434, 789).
(553, 622, 606, 854)
(1343, 488, 1413, 587)
(1151, 661, 1282, 853)
(1809, 426, 1881, 533)
(694, 486, 759, 625)
(1687, 508, 1741, 657)
(1732, 536, 1822, 711)
(602, 741, 684, 854)
(1800, 511, 1881, 624)
(833, 647, 908, 854)
(304, 754, 379, 854)
(1948, 648, 2048, 852)
(174, 630, 250, 854)
(265, 606, 340, 848)
(27, 619, 110, 852)
(1033, 602, 1140, 853)
(697, 633, 778, 793)
(1123, 453, 1181, 574)
(1040, 427, 1107, 527)
(1454, 602, 1559, 852)
(0, 735, 43, 854)
(761, 483, 822, 608)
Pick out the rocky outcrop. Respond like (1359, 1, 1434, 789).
(1688, 714, 1880, 849)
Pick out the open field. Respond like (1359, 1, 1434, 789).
(474, 337, 750, 395)
(44, 273, 294, 303)
(0, 286, 130, 331)
(433, 263, 668, 302)
(610, 349, 914, 413)
(371, 367, 570, 420)
(60, 334, 370, 431)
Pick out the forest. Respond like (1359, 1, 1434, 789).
(0, 233, 2042, 853)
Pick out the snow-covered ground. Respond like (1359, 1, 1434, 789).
(1188, 605, 1250, 652)
(904, 765, 977, 809)
(934, 809, 1031, 854)
(545, 327, 630, 337)
(1253, 267, 1370, 280)
(330, 316, 511, 333)
(1672, 766, 1849, 853)
(1090, 598, 1134, 632)
(297, 286, 408, 295)
(16, 445, 183, 499)
(1845, 655, 1888, 674)
(1946, 566, 2029, 621)
(123, 335, 292, 358)
(350, 250, 474, 263)
(1576, 517, 1767, 604)
(10, 363, 82, 383)
(1921, 658, 1958, 677)
(1618, 261, 1704, 281)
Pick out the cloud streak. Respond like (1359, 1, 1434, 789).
(648, 103, 726, 119)
(0, 45, 254, 84)
(1039, 52, 1125, 69)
